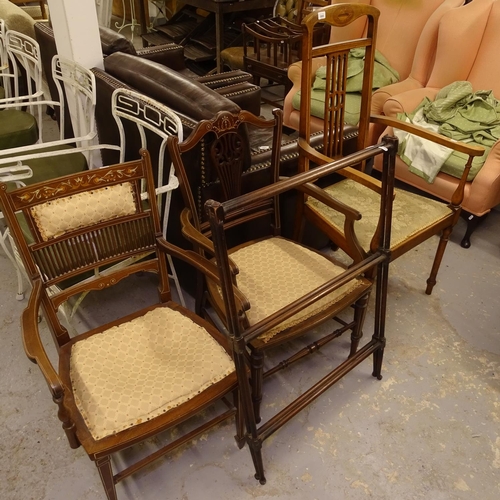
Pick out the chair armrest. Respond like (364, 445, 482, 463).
(298, 138, 384, 194)
(157, 236, 251, 312)
(22, 279, 64, 399)
(370, 115, 485, 157)
(297, 181, 362, 222)
(136, 44, 186, 71)
(180, 208, 239, 275)
(371, 114, 485, 207)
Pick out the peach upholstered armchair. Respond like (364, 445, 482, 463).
(283, 0, 464, 143)
(373, 0, 500, 247)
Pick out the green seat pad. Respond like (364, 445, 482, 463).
(292, 48, 399, 126)
(0, 86, 5, 100)
(0, 109, 39, 150)
(306, 179, 452, 251)
(4, 144, 88, 188)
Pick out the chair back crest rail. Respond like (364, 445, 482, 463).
(168, 109, 283, 237)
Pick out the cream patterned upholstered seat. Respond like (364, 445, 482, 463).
(71, 307, 234, 440)
(219, 237, 362, 343)
(0, 152, 240, 500)
(306, 180, 453, 250)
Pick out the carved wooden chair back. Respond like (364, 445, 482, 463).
(204, 137, 398, 485)
(168, 109, 283, 242)
(0, 152, 239, 500)
(298, 2, 378, 166)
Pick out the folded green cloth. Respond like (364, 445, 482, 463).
(293, 48, 399, 125)
(396, 81, 499, 182)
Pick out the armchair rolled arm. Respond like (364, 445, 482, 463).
(136, 44, 186, 71)
(22, 279, 64, 399)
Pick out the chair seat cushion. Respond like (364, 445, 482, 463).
(227, 237, 364, 343)
(306, 179, 453, 250)
(0, 109, 38, 149)
(4, 144, 88, 187)
(70, 306, 235, 441)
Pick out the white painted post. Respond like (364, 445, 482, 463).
(47, 0, 103, 69)
(46, 0, 104, 166)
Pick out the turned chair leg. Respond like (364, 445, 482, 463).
(233, 389, 246, 449)
(248, 439, 266, 485)
(349, 293, 370, 357)
(426, 226, 452, 295)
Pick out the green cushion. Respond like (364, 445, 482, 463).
(0, 109, 39, 149)
(4, 144, 88, 188)
(293, 89, 362, 126)
(0, 86, 5, 100)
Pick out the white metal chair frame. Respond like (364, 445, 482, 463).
(112, 87, 185, 305)
(0, 64, 187, 309)
(0, 54, 120, 306)
(0, 20, 11, 99)
(0, 30, 48, 139)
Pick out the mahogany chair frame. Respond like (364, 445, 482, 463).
(167, 107, 396, 429)
(204, 135, 399, 484)
(295, 3, 484, 294)
(0, 151, 241, 500)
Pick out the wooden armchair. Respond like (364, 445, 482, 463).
(167, 107, 397, 434)
(0, 152, 240, 500)
(283, 0, 463, 136)
(183, 120, 399, 484)
(296, 1, 484, 294)
(295, 3, 484, 295)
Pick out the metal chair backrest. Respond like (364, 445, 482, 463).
(111, 87, 185, 304)
(0, 20, 11, 98)
(4, 30, 43, 112)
